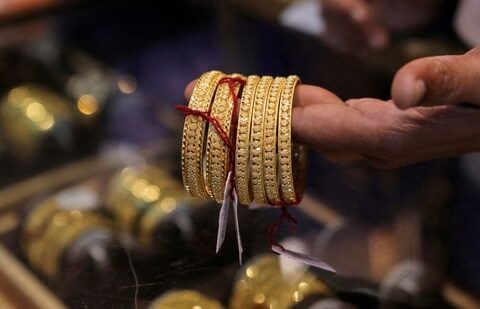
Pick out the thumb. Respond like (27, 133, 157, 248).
(391, 47, 480, 109)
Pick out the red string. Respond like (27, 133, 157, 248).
(176, 77, 246, 196)
(218, 77, 246, 196)
(273, 199, 300, 207)
(268, 206, 298, 251)
(177, 76, 299, 250)
(176, 105, 235, 154)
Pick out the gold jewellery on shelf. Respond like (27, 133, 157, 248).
(0, 85, 73, 159)
(21, 191, 112, 279)
(107, 165, 194, 247)
(180, 71, 306, 206)
(149, 290, 224, 309)
(230, 255, 331, 309)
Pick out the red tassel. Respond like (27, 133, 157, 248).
(178, 75, 298, 250)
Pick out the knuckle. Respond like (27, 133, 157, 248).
(344, 99, 358, 107)
(432, 56, 459, 102)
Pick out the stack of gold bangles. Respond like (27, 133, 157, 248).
(181, 70, 307, 206)
(21, 194, 112, 279)
(230, 255, 331, 308)
(107, 165, 192, 247)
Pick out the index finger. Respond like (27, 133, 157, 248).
(184, 79, 197, 102)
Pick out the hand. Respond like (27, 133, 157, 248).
(293, 47, 480, 168)
(392, 47, 480, 109)
(292, 86, 480, 168)
(320, 0, 443, 54)
(184, 76, 480, 169)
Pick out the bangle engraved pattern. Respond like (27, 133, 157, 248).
(235, 75, 260, 205)
(180, 71, 307, 207)
(181, 71, 224, 198)
(205, 76, 243, 203)
(250, 76, 273, 205)
(278, 75, 301, 203)
(263, 77, 285, 204)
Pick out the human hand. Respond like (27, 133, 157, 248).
(320, 0, 443, 54)
(293, 48, 480, 168)
(184, 73, 480, 169)
(291, 86, 480, 168)
(292, 47, 480, 167)
(392, 47, 480, 109)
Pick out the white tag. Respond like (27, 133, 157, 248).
(215, 172, 244, 265)
(215, 172, 232, 253)
(272, 244, 336, 273)
(232, 188, 243, 265)
(279, 238, 309, 282)
(215, 186, 230, 253)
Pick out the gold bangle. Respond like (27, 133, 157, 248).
(40, 214, 111, 278)
(22, 200, 59, 247)
(180, 71, 307, 207)
(149, 290, 224, 309)
(138, 194, 183, 247)
(107, 165, 182, 234)
(230, 255, 331, 309)
(30, 212, 74, 271)
(235, 75, 260, 205)
(25, 208, 109, 278)
(205, 75, 243, 203)
(250, 76, 273, 206)
(263, 77, 286, 204)
(278, 75, 304, 203)
(23, 200, 62, 266)
(181, 71, 224, 199)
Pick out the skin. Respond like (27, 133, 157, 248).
(0, 0, 56, 18)
(184, 48, 480, 169)
(0, 0, 56, 47)
(320, 0, 444, 54)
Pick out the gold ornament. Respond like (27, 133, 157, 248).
(149, 290, 224, 309)
(180, 71, 307, 207)
(230, 255, 331, 309)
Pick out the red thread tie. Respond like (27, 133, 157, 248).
(218, 77, 246, 194)
(175, 105, 234, 154)
(267, 206, 298, 251)
(176, 77, 246, 195)
(177, 76, 298, 250)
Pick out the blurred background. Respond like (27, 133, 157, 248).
(0, 0, 478, 308)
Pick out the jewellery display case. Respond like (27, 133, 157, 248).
(0, 1, 478, 308)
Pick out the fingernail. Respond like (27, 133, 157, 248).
(396, 78, 426, 109)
